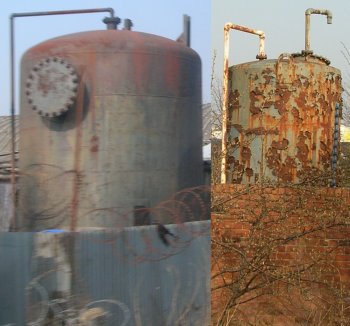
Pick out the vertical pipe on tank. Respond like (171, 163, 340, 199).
(9, 16, 16, 230)
(221, 23, 267, 183)
(176, 15, 191, 47)
(183, 14, 191, 47)
(304, 8, 332, 54)
(123, 19, 133, 31)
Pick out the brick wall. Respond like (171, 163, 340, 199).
(212, 184, 350, 325)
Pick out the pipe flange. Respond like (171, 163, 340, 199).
(25, 57, 79, 118)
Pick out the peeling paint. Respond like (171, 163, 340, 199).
(226, 55, 342, 184)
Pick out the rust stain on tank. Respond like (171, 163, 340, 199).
(232, 124, 243, 133)
(232, 125, 279, 136)
(277, 157, 297, 182)
(228, 155, 245, 183)
(228, 89, 240, 121)
(319, 140, 331, 164)
(271, 138, 289, 150)
(245, 167, 253, 177)
(230, 90, 240, 110)
(90, 135, 99, 153)
(245, 127, 279, 136)
(274, 84, 291, 115)
(227, 156, 236, 164)
(296, 132, 309, 164)
(266, 146, 296, 182)
(263, 74, 273, 84)
(249, 89, 261, 115)
(266, 147, 281, 172)
(262, 67, 273, 74)
(291, 107, 303, 123)
(320, 141, 328, 152)
(241, 146, 251, 161)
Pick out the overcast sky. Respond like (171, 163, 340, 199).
(0, 0, 210, 116)
(212, 0, 350, 84)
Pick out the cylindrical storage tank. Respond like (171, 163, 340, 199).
(226, 54, 342, 184)
(18, 29, 202, 231)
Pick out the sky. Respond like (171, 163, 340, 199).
(212, 0, 350, 86)
(0, 0, 210, 116)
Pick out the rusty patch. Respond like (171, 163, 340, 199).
(266, 147, 297, 182)
(232, 124, 244, 133)
(263, 74, 274, 84)
(317, 94, 327, 108)
(228, 69, 233, 81)
(229, 90, 240, 110)
(228, 156, 245, 184)
(245, 168, 253, 177)
(249, 88, 263, 115)
(271, 138, 289, 150)
(228, 90, 241, 121)
(241, 146, 251, 161)
(90, 135, 99, 153)
(245, 127, 279, 136)
(292, 78, 302, 88)
(277, 160, 296, 182)
(274, 83, 292, 115)
(266, 147, 281, 171)
(263, 101, 275, 108)
(303, 79, 310, 88)
(296, 132, 309, 164)
(291, 107, 303, 123)
(262, 67, 273, 75)
(230, 123, 280, 136)
(320, 141, 328, 152)
(319, 140, 331, 164)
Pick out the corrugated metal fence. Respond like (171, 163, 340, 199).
(0, 221, 210, 325)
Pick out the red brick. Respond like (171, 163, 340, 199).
(339, 270, 350, 283)
(212, 185, 350, 323)
(335, 260, 350, 269)
(276, 252, 297, 260)
(335, 254, 350, 262)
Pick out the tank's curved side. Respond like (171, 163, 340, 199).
(18, 30, 203, 231)
(226, 56, 342, 184)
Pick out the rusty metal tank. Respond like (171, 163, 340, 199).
(226, 53, 342, 184)
(18, 29, 202, 231)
